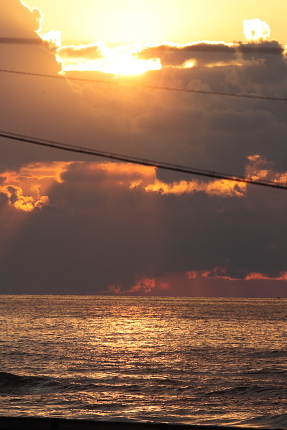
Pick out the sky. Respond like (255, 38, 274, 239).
(1, 0, 287, 297)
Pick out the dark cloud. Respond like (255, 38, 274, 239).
(137, 42, 236, 67)
(0, 161, 287, 297)
(237, 40, 284, 57)
(1, 2, 287, 297)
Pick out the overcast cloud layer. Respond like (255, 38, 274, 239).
(1, 0, 287, 296)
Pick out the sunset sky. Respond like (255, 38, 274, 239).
(1, 0, 287, 297)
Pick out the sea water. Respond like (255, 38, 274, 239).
(0, 296, 286, 429)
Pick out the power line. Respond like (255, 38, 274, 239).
(0, 37, 284, 55)
(0, 130, 286, 190)
(0, 37, 43, 45)
(1, 68, 287, 102)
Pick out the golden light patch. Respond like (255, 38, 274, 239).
(183, 60, 197, 69)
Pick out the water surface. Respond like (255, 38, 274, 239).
(0, 296, 286, 429)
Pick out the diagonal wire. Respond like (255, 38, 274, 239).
(1, 68, 287, 102)
(0, 130, 286, 190)
(0, 37, 43, 45)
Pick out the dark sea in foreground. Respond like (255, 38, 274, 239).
(0, 296, 286, 429)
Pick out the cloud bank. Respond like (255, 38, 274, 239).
(1, 4, 287, 296)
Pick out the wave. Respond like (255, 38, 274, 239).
(250, 349, 287, 359)
(205, 384, 282, 398)
(0, 371, 68, 395)
(245, 367, 287, 376)
(237, 413, 287, 429)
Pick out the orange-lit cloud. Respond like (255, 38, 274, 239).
(94, 161, 249, 198)
(245, 272, 287, 281)
(188, 267, 287, 282)
(130, 278, 157, 293)
(187, 267, 241, 281)
(246, 155, 287, 186)
(145, 178, 247, 197)
(107, 277, 167, 295)
(142, 153, 287, 197)
(0, 161, 155, 212)
(106, 267, 287, 297)
(0, 162, 70, 212)
(201, 267, 239, 281)
(2, 155, 286, 214)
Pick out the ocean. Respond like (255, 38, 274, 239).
(0, 296, 286, 429)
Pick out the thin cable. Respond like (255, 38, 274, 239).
(0, 37, 284, 55)
(0, 37, 43, 45)
(0, 130, 286, 190)
(1, 68, 287, 102)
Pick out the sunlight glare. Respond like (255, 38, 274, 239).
(244, 19, 271, 41)
(57, 44, 162, 76)
(41, 29, 62, 47)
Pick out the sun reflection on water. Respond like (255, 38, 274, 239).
(0, 296, 286, 424)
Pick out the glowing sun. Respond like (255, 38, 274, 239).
(56, 43, 162, 76)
